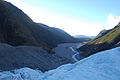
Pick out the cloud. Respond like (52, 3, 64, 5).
(107, 14, 120, 27)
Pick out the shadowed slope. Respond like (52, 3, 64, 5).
(0, 0, 76, 52)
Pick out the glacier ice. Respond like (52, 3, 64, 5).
(0, 47, 120, 80)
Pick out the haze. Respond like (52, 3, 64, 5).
(6, 0, 120, 36)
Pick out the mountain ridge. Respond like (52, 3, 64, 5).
(77, 23, 120, 57)
(0, 0, 77, 52)
(0, 0, 74, 71)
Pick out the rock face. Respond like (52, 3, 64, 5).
(77, 23, 120, 57)
(0, 1, 76, 52)
(0, 43, 70, 72)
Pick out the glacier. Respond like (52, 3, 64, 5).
(0, 47, 120, 80)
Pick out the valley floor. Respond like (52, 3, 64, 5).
(53, 43, 83, 62)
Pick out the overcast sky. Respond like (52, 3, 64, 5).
(6, 0, 120, 36)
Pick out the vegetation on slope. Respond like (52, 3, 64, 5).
(77, 23, 120, 57)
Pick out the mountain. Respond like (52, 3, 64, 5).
(73, 35, 95, 43)
(96, 29, 108, 38)
(1, 47, 120, 80)
(0, 0, 75, 71)
(0, 0, 76, 52)
(37, 23, 76, 43)
(77, 23, 120, 57)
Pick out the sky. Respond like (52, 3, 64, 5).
(6, 0, 120, 36)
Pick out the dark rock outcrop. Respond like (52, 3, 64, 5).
(77, 23, 120, 57)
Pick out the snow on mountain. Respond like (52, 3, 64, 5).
(0, 47, 120, 80)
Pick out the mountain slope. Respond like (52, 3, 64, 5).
(0, 0, 76, 52)
(77, 23, 120, 57)
(1, 47, 120, 80)
(0, 0, 74, 71)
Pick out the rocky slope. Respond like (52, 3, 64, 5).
(77, 23, 120, 57)
(0, 43, 70, 72)
(0, 0, 76, 52)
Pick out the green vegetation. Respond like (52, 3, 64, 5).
(78, 24, 120, 57)
(89, 27, 120, 44)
